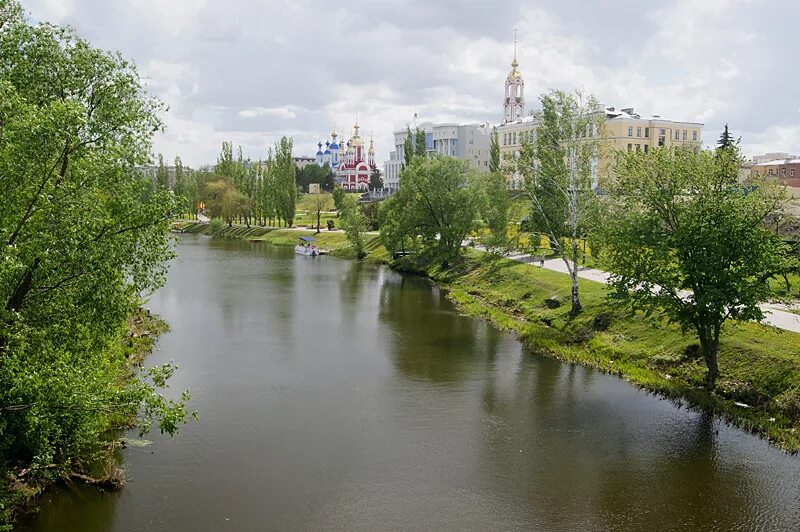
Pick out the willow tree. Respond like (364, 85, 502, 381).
(518, 89, 603, 316)
(0, 0, 190, 508)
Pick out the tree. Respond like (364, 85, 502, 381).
(481, 170, 512, 253)
(320, 163, 336, 192)
(403, 126, 414, 167)
(0, 3, 190, 515)
(717, 123, 735, 150)
(332, 185, 347, 212)
(518, 89, 603, 316)
(310, 191, 331, 233)
(603, 145, 787, 385)
(380, 156, 482, 266)
(173, 156, 199, 219)
(340, 196, 367, 259)
(369, 167, 383, 191)
(156, 153, 169, 189)
(489, 127, 501, 173)
(272, 136, 297, 226)
(415, 127, 427, 157)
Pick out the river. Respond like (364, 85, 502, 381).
(19, 235, 800, 530)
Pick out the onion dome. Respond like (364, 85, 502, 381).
(315, 142, 323, 156)
(368, 137, 375, 154)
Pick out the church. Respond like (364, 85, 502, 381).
(315, 121, 376, 191)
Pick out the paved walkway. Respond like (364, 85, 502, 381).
(488, 247, 800, 334)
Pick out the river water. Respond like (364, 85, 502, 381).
(19, 235, 800, 530)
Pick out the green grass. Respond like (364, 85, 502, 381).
(175, 222, 388, 262)
(396, 251, 800, 452)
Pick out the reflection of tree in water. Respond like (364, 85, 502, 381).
(476, 349, 790, 529)
(594, 411, 785, 530)
(378, 274, 488, 384)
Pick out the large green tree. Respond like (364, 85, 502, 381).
(518, 89, 603, 316)
(272, 136, 297, 226)
(415, 127, 427, 157)
(380, 156, 482, 266)
(604, 145, 787, 385)
(0, 1, 190, 514)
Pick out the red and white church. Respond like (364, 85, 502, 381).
(316, 121, 376, 191)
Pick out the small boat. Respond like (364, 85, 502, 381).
(295, 236, 319, 256)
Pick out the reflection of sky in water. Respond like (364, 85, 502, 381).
(20, 235, 800, 532)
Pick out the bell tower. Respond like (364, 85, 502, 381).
(503, 29, 525, 124)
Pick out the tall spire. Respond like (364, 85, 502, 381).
(331, 120, 337, 139)
(512, 27, 518, 67)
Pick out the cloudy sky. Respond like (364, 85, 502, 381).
(23, 0, 800, 167)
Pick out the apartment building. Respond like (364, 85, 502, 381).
(383, 121, 492, 193)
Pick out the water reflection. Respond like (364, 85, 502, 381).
(18, 235, 800, 531)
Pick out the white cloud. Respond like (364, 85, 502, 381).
(20, 0, 800, 166)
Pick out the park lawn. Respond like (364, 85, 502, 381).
(402, 250, 800, 451)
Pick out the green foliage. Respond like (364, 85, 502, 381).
(340, 197, 368, 259)
(0, 2, 191, 521)
(480, 171, 512, 253)
(518, 89, 603, 316)
(332, 185, 347, 211)
(369, 167, 383, 191)
(380, 156, 482, 266)
(403, 126, 414, 167)
(296, 163, 329, 192)
(489, 127, 500, 173)
(272, 136, 297, 226)
(415, 127, 426, 157)
(717, 123, 735, 150)
(603, 144, 788, 384)
(360, 201, 381, 231)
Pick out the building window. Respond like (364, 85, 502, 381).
(659, 128, 665, 135)
(644, 127, 650, 138)
(658, 136, 665, 147)
(627, 143, 632, 151)
(636, 144, 641, 151)
(769, 169, 774, 176)
(674, 130, 680, 140)
(682, 130, 687, 141)
(503, 133, 507, 146)
(628, 127, 633, 137)
(512, 132, 517, 145)
(692, 131, 697, 141)
(791, 169, 796, 176)
(644, 145, 649, 153)
(636, 127, 641, 137)
(782, 168, 786, 176)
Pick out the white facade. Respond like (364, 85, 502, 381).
(383, 121, 492, 192)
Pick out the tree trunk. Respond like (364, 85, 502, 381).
(698, 326, 720, 387)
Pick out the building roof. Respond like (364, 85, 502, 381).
(753, 158, 800, 166)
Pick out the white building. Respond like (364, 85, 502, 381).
(383, 121, 492, 193)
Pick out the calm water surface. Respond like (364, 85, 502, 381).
(20, 235, 800, 530)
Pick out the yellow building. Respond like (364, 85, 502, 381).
(495, 37, 703, 188)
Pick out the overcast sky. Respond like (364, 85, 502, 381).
(23, 0, 800, 167)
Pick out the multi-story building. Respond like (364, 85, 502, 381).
(752, 152, 799, 165)
(750, 157, 800, 187)
(602, 107, 703, 154)
(293, 156, 316, 170)
(382, 121, 492, 193)
(494, 35, 702, 188)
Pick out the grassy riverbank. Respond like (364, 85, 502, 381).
(175, 221, 389, 262)
(174, 219, 800, 451)
(395, 252, 800, 452)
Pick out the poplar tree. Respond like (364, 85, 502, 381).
(415, 127, 427, 157)
(489, 127, 501, 173)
